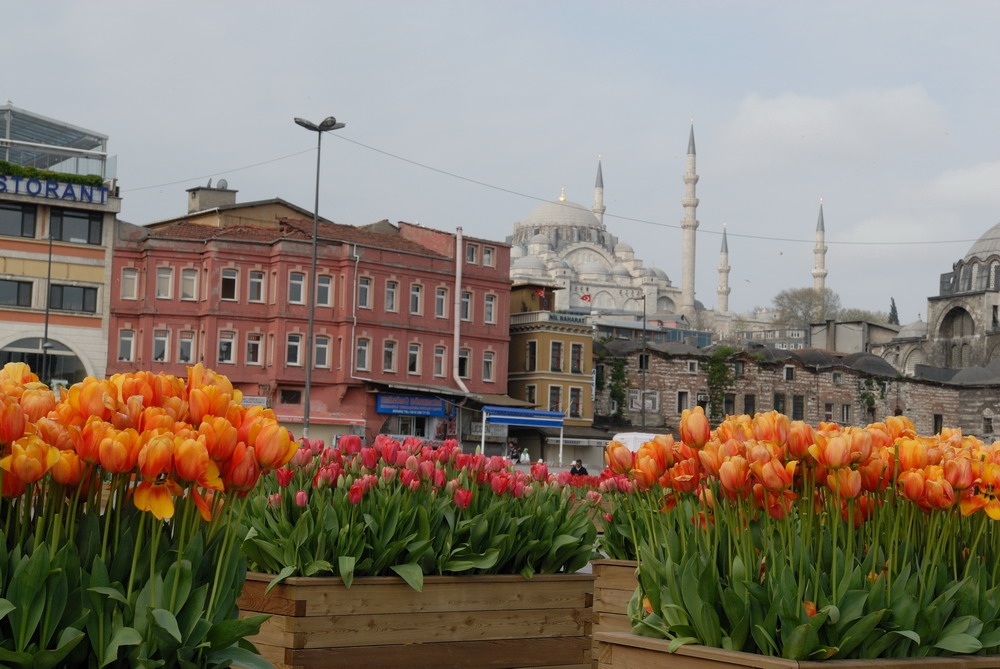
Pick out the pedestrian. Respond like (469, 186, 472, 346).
(569, 459, 588, 476)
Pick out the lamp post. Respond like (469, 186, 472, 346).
(294, 115, 345, 440)
(41, 228, 54, 385)
(640, 293, 647, 430)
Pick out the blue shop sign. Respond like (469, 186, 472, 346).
(0, 174, 109, 204)
(376, 394, 446, 416)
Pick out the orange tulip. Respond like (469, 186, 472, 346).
(752, 411, 789, 446)
(51, 449, 85, 486)
(199, 416, 239, 462)
(669, 458, 700, 494)
(843, 427, 873, 465)
(1, 468, 26, 497)
(189, 385, 233, 424)
(897, 437, 929, 471)
(174, 436, 223, 490)
(786, 421, 814, 458)
(33, 417, 80, 452)
(19, 384, 56, 422)
(64, 378, 118, 424)
(138, 431, 175, 479)
(251, 420, 295, 470)
(223, 443, 261, 492)
(0, 434, 59, 483)
(808, 434, 852, 469)
(0, 397, 27, 445)
(99, 428, 140, 474)
(752, 456, 797, 492)
(0, 361, 37, 384)
(680, 406, 711, 448)
(718, 456, 751, 494)
(605, 440, 634, 474)
(943, 456, 976, 491)
(826, 468, 862, 498)
(630, 454, 661, 489)
(885, 414, 915, 440)
(134, 479, 183, 520)
(898, 470, 925, 503)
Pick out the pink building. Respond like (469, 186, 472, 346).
(108, 188, 515, 447)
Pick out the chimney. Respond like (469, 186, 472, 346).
(187, 178, 237, 213)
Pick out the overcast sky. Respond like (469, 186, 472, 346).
(6, 1, 1000, 324)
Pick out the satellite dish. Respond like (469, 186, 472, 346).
(217, 178, 228, 190)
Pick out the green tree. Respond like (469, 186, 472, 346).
(703, 347, 735, 422)
(609, 358, 628, 425)
(889, 297, 899, 325)
(772, 287, 841, 327)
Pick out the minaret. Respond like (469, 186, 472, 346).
(680, 123, 699, 319)
(717, 224, 730, 314)
(593, 157, 605, 225)
(812, 199, 828, 293)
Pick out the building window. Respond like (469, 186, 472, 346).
(792, 395, 805, 420)
(153, 330, 169, 362)
(525, 384, 537, 405)
(466, 242, 478, 264)
(246, 333, 262, 365)
(734, 360, 745, 378)
(288, 272, 305, 304)
(482, 246, 495, 267)
(677, 391, 689, 413)
(483, 351, 495, 381)
(548, 386, 562, 413)
(629, 389, 659, 412)
(316, 275, 332, 307)
(118, 330, 134, 362)
(120, 268, 138, 300)
(526, 341, 537, 371)
(218, 331, 235, 364)
(220, 268, 237, 301)
(358, 277, 372, 308)
(156, 267, 173, 299)
(460, 291, 472, 321)
(774, 393, 786, 414)
(286, 334, 302, 365)
(743, 393, 755, 415)
(383, 340, 397, 372)
(178, 268, 197, 301)
(385, 281, 398, 312)
(50, 208, 102, 245)
(435, 287, 447, 318)
(832, 372, 844, 385)
(484, 294, 496, 324)
(315, 335, 330, 368)
(458, 348, 471, 378)
(842, 404, 852, 423)
(248, 271, 265, 302)
(724, 393, 736, 415)
(687, 360, 698, 373)
(639, 353, 650, 372)
(178, 331, 195, 364)
(356, 338, 371, 371)
(784, 365, 795, 381)
(571, 343, 584, 374)
(824, 403, 834, 422)
(550, 341, 563, 372)
(433, 345, 446, 377)
(408, 342, 421, 374)
(49, 285, 97, 312)
(569, 387, 582, 418)
(280, 389, 302, 405)
(0, 202, 36, 238)
(410, 284, 423, 315)
(0, 279, 31, 307)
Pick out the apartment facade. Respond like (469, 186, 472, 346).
(108, 190, 512, 446)
(0, 105, 120, 387)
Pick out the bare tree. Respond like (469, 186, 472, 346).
(772, 287, 841, 327)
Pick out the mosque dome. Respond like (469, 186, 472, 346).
(528, 233, 550, 247)
(512, 255, 547, 271)
(521, 197, 602, 230)
(614, 240, 634, 254)
(895, 318, 927, 340)
(964, 222, 1000, 262)
(611, 264, 631, 277)
(510, 245, 525, 259)
(577, 261, 608, 275)
(650, 267, 670, 281)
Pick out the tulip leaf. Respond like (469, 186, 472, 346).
(0, 647, 33, 667)
(338, 556, 356, 589)
(31, 627, 86, 669)
(390, 562, 424, 592)
(151, 608, 182, 643)
(263, 566, 296, 595)
(100, 626, 142, 668)
(832, 609, 885, 658)
(88, 586, 129, 605)
(205, 614, 269, 651)
(977, 627, 1000, 648)
(0, 598, 14, 620)
(206, 644, 275, 669)
(934, 633, 983, 654)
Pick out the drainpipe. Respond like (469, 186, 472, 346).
(349, 244, 364, 382)
(453, 227, 470, 395)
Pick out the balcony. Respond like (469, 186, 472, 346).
(511, 311, 589, 326)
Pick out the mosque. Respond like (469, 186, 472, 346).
(505, 126, 829, 336)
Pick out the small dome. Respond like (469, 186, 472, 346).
(512, 255, 547, 271)
(950, 366, 1000, 385)
(611, 264, 630, 277)
(841, 352, 898, 377)
(615, 240, 634, 254)
(965, 222, 1000, 262)
(528, 233, 550, 247)
(650, 267, 669, 280)
(577, 261, 608, 275)
(793, 349, 838, 368)
(510, 245, 525, 259)
(895, 318, 927, 340)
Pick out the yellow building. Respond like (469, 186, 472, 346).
(0, 105, 121, 386)
(507, 283, 609, 466)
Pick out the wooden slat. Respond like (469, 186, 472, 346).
(240, 572, 594, 617)
(286, 637, 591, 669)
(593, 587, 632, 614)
(252, 606, 591, 649)
(592, 611, 631, 634)
(592, 561, 637, 593)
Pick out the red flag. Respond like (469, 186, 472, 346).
(534, 288, 545, 298)
(580, 294, 592, 302)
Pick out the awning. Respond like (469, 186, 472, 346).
(275, 413, 366, 426)
(480, 406, 567, 465)
(471, 393, 535, 408)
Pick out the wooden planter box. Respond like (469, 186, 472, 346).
(238, 571, 595, 669)
(594, 632, 1000, 669)
(590, 559, 638, 666)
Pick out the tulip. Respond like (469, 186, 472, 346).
(680, 406, 711, 448)
(605, 440, 634, 474)
(294, 489, 309, 507)
(199, 416, 239, 462)
(808, 434, 852, 469)
(19, 384, 56, 422)
(826, 467, 862, 499)
(223, 443, 261, 492)
(174, 436, 223, 490)
(51, 449, 85, 486)
(252, 420, 296, 470)
(138, 432, 174, 479)
(0, 434, 59, 483)
(0, 397, 27, 446)
(348, 480, 365, 504)
(453, 487, 473, 509)
(718, 456, 751, 494)
(339, 435, 362, 455)
(134, 479, 183, 520)
(752, 456, 797, 492)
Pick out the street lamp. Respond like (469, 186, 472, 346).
(41, 228, 54, 385)
(294, 115, 345, 440)
(640, 293, 647, 430)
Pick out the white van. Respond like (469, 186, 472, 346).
(611, 432, 666, 452)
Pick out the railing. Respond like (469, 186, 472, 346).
(510, 311, 589, 326)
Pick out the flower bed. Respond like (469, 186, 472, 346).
(238, 571, 594, 669)
(597, 407, 1000, 662)
(0, 362, 289, 668)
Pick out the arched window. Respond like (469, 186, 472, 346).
(0, 337, 87, 387)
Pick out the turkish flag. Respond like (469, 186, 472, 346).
(580, 294, 592, 302)
(534, 288, 545, 298)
